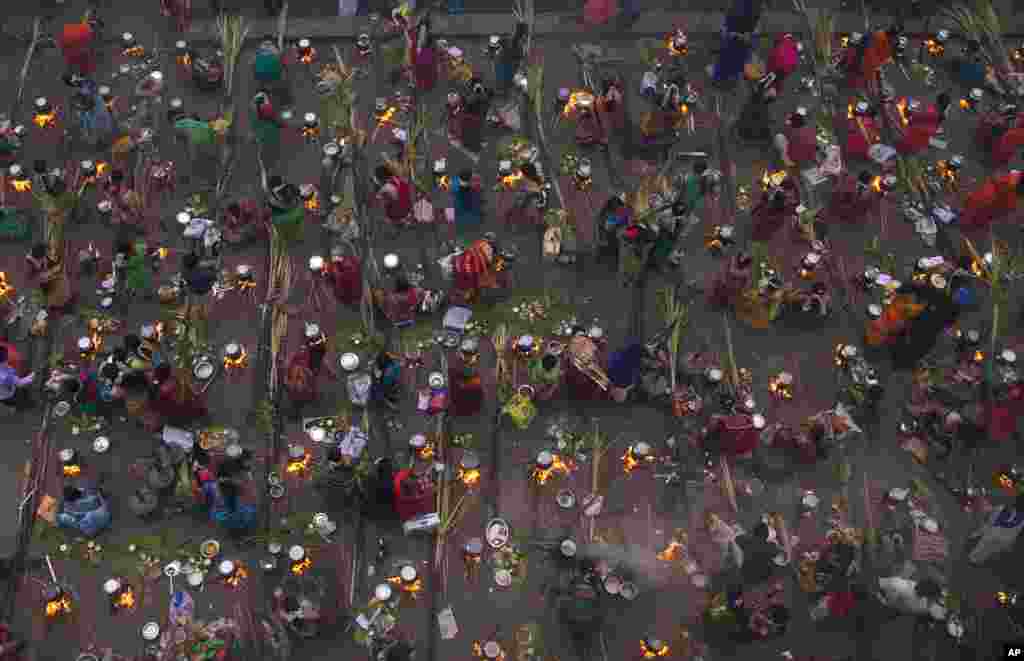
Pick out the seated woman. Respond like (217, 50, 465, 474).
(597, 195, 631, 262)
(953, 40, 989, 90)
(78, 363, 122, 424)
(607, 340, 643, 403)
(274, 593, 321, 639)
(374, 276, 423, 328)
(285, 347, 319, 419)
(575, 94, 608, 147)
(371, 352, 402, 411)
(406, 16, 439, 92)
(960, 170, 1024, 233)
(876, 575, 946, 619)
(968, 493, 1024, 565)
(457, 78, 491, 153)
(641, 74, 686, 142)
(222, 199, 269, 244)
(264, 175, 304, 243)
(708, 252, 752, 308)
(504, 162, 545, 231)
(452, 239, 499, 304)
(373, 164, 414, 228)
(0, 118, 23, 167)
(596, 78, 625, 134)
(57, 484, 112, 538)
(149, 364, 209, 425)
(765, 34, 800, 99)
(197, 469, 257, 535)
(735, 80, 775, 143)
(393, 461, 435, 523)
(26, 243, 74, 311)
(751, 179, 800, 242)
(328, 250, 363, 305)
(702, 410, 760, 458)
(886, 282, 958, 370)
(828, 171, 878, 224)
(845, 101, 881, 162)
(449, 340, 484, 417)
(529, 353, 563, 401)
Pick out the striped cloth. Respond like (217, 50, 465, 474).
(912, 526, 948, 563)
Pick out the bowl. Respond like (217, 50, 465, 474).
(483, 641, 502, 658)
(340, 352, 360, 371)
(428, 372, 446, 389)
(486, 518, 510, 548)
(557, 490, 576, 509)
(268, 542, 283, 555)
(374, 583, 393, 602)
(187, 571, 204, 587)
(494, 569, 512, 587)
(560, 539, 577, 557)
(634, 442, 652, 457)
(409, 433, 426, 449)
(383, 253, 400, 270)
(164, 561, 181, 577)
(193, 361, 214, 380)
(603, 575, 622, 594)
(288, 545, 305, 561)
(54, 401, 71, 417)
(620, 582, 638, 600)
(309, 427, 327, 443)
(103, 578, 122, 594)
(201, 540, 220, 559)
(218, 560, 235, 576)
(142, 622, 160, 641)
(400, 565, 417, 582)
(517, 335, 534, 351)
(269, 484, 285, 499)
(93, 436, 110, 453)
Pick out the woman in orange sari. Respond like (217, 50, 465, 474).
(960, 171, 1024, 233)
(59, 22, 97, 76)
(851, 27, 896, 94)
(452, 239, 498, 304)
(865, 293, 925, 347)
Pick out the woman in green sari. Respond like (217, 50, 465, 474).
(263, 174, 303, 243)
(251, 92, 282, 154)
(650, 160, 708, 267)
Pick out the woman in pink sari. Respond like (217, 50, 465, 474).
(406, 17, 438, 92)
(765, 34, 800, 99)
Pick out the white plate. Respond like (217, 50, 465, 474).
(560, 539, 577, 557)
(620, 582, 638, 600)
(93, 436, 110, 453)
(218, 560, 235, 576)
(187, 571, 204, 587)
(340, 353, 360, 371)
(603, 575, 622, 594)
(494, 569, 512, 587)
(922, 518, 939, 533)
(142, 622, 160, 640)
(375, 583, 393, 601)
(194, 362, 214, 380)
(164, 561, 181, 577)
(103, 578, 121, 594)
(428, 372, 446, 388)
(400, 566, 417, 582)
(288, 545, 305, 561)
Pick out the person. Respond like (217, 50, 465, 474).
(529, 353, 563, 401)
(452, 239, 499, 304)
(160, 0, 192, 32)
(641, 72, 687, 142)
(829, 171, 878, 224)
(705, 512, 744, 569)
(495, 22, 527, 92)
(26, 243, 73, 311)
(393, 461, 434, 522)
(0, 120, 22, 167)
(565, 329, 610, 401)
(59, 21, 97, 77)
(953, 40, 987, 89)
(253, 40, 285, 92)
(503, 163, 544, 232)
(583, 0, 616, 26)
(458, 78, 490, 153)
(57, 485, 111, 538)
(709, 252, 753, 308)
(374, 164, 414, 228)
(845, 101, 881, 162)
(735, 79, 776, 143)
(66, 76, 113, 147)
(959, 171, 1024, 233)
(182, 252, 217, 297)
(712, 0, 764, 83)
(264, 175, 304, 242)
(607, 340, 643, 402)
(449, 338, 484, 417)
(894, 99, 940, 155)
(703, 409, 760, 458)
(406, 16, 439, 92)
(765, 34, 800, 99)
(596, 78, 626, 135)
(752, 179, 800, 241)
(849, 26, 897, 93)
(285, 347, 319, 419)
(223, 198, 269, 244)
(370, 352, 402, 410)
(149, 364, 209, 424)
(792, 282, 833, 321)
(375, 277, 422, 328)
(876, 575, 946, 619)
(735, 522, 779, 585)
(328, 248, 363, 305)
(968, 493, 1024, 565)
(0, 346, 33, 411)
(452, 168, 484, 239)
(198, 469, 256, 534)
(250, 91, 283, 155)
(275, 593, 321, 639)
(575, 94, 608, 147)
(775, 107, 817, 169)
(990, 113, 1024, 167)
(118, 239, 152, 297)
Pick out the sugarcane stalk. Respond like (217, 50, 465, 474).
(722, 314, 739, 394)
(277, 2, 289, 52)
(720, 456, 738, 512)
(11, 18, 41, 121)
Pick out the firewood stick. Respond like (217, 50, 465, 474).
(12, 18, 41, 120)
(720, 456, 738, 513)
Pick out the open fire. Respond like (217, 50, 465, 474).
(10, 176, 32, 193)
(640, 638, 670, 658)
(656, 539, 685, 562)
(532, 454, 572, 485)
(286, 451, 312, 474)
(115, 586, 136, 610)
(223, 346, 248, 371)
(0, 272, 14, 302)
(291, 557, 312, 576)
(33, 111, 57, 129)
(225, 564, 248, 587)
(500, 171, 523, 189)
(45, 595, 73, 617)
(458, 466, 481, 487)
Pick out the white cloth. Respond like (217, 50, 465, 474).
(968, 506, 1024, 564)
(878, 577, 946, 619)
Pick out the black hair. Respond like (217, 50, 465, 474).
(227, 202, 241, 216)
(374, 165, 394, 183)
(790, 113, 806, 127)
(63, 486, 83, 501)
(693, 160, 708, 175)
(33, 160, 47, 174)
(116, 241, 132, 256)
(100, 364, 120, 381)
(966, 40, 981, 53)
(153, 364, 173, 382)
(736, 252, 752, 268)
(183, 253, 199, 270)
(1018, 177, 1024, 196)
(30, 243, 47, 259)
(936, 92, 951, 111)
(0, 346, 7, 364)
(914, 578, 943, 601)
(268, 175, 284, 189)
(542, 354, 558, 370)
(124, 334, 142, 352)
(858, 171, 874, 186)
(1015, 493, 1024, 511)
(283, 596, 301, 613)
(395, 276, 412, 292)
(192, 447, 211, 466)
(327, 447, 344, 463)
(752, 522, 771, 541)
(112, 348, 128, 364)
(457, 168, 473, 182)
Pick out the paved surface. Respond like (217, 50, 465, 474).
(1, 1, 1023, 661)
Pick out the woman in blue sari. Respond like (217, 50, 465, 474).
(452, 169, 483, 240)
(201, 474, 257, 534)
(712, 0, 764, 84)
(68, 77, 113, 146)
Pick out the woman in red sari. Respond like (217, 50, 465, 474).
(452, 239, 498, 304)
(894, 99, 939, 155)
(328, 251, 362, 305)
(373, 164, 414, 227)
(59, 22, 97, 77)
(774, 106, 816, 168)
(828, 171, 878, 224)
(449, 338, 484, 417)
(960, 171, 1024, 233)
(597, 79, 625, 134)
(503, 162, 545, 230)
(149, 364, 208, 425)
(751, 178, 800, 241)
(406, 17, 438, 92)
(375, 277, 423, 328)
(848, 28, 895, 93)
(285, 347, 319, 419)
(991, 120, 1024, 168)
(988, 382, 1024, 443)
(708, 252, 752, 309)
(975, 105, 1021, 154)
(393, 462, 434, 523)
(845, 101, 881, 162)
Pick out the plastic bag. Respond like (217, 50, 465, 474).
(346, 372, 372, 406)
(542, 226, 562, 259)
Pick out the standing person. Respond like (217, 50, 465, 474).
(373, 164, 414, 229)
(850, 25, 898, 94)
(765, 34, 800, 99)
(0, 346, 33, 412)
(406, 16, 439, 92)
(370, 352, 402, 410)
(735, 78, 776, 143)
(57, 485, 111, 538)
(66, 76, 114, 148)
(59, 21, 97, 77)
(459, 78, 491, 154)
(253, 39, 287, 103)
(711, 0, 764, 84)
(250, 92, 284, 158)
(774, 106, 817, 169)
(452, 169, 484, 240)
(968, 494, 1024, 565)
(494, 22, 528, 93)
(26, 243, 74, 311)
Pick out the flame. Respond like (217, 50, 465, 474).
(299, 47, 318, 65)
(656, 540, 685, 562)
(667, 33, 688, 56)
(46, 595, 73, 617)
(62, 464, 82, 477)
(291, 557, 312, 575)
(33, 111, 57, 129)
(304, 193, 320, 211)
(223, 347, 249, 371)
(438, 175, 451, 191)
(532, 454, 573, 485)
(974, 350, 985, 363)
(0, 272, 13, 301)
(896, 99, 909, 126)
(177, 54, 192, 66)
(95, 161, 109, 177)
(286, 452, 312, 474)
(847, 103, 855, 120)
(997, 472, 1015, 492)
(124, 46, 145, 57)
(998, 591, 1016, 605)
(562, 91, 588, 117)
(768, 375, 793, 400)
(640, 640, 670, 658)
(925, 39, 945, 57)
(377, 107, 397, 126)
(871, 176, 882, 193)
(157, 247, 169, 260)
(11, 178, 32, 193)
(679, 103, 689, 115)
(301, 126, 320, 139)
(459, 467, 481, 487)
(501, 171, 523, 189)
(622, 447, 640, 473)
(472, 641, 505, 661)
(840, 35, 850, 49)
(225, 564, 248, 587)
(116, 587, 136, 609)
(959, 98, 971, 110)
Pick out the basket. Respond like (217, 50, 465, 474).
(0, 208, 30, 242)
